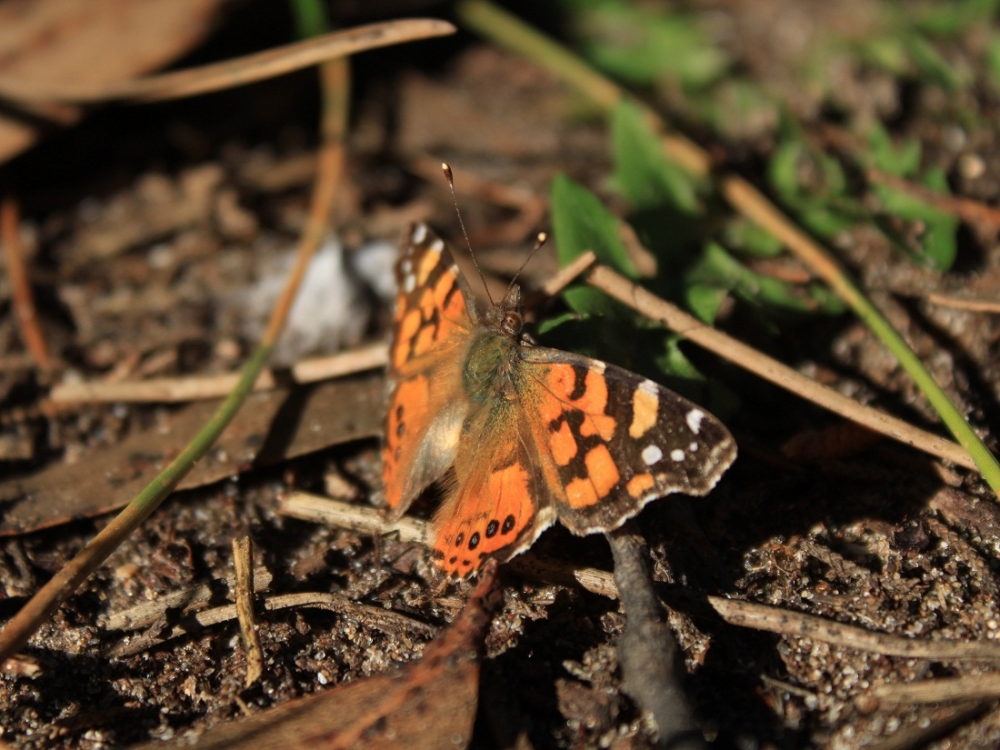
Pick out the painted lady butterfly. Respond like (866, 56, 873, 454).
(382, 222, 736, 576)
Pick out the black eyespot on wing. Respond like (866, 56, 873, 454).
(501, 515, 515, 534)
(469, 532, 480, 550)
(486, 520, 499, 538)
(455, 533, 465, 546)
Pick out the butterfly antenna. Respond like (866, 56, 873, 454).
(506, 231, 548, 299)
(442, 163, 494, 305)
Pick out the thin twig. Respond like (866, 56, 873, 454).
(232, 536, 263, 686)
(587, 264, 977, 471)
(0, 20, 455, 104)
(104, 567, 274, 632)
(874, 675, 1000, 703)
(606, 523, 707, 750)
(48, 343, 389, 404)
(541, 250, 597, 297)
(1, 196, 49, 370)
(279, 491, 430, 546)
(708, 598, 1000, 662)
(109, 590, 437, 658)
(924, 292, 1000, 314)
(864, 702, 987, 750)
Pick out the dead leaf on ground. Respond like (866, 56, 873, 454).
(132, 560, 502, 750)
(0, 373, 383, 535)
(0, 0, 227, 164)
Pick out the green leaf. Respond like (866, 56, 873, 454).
(551, 173, 637, 276)
(611, 100, 701, 213)
(861, 35, 910, 75)
(986, 33, 1000, 89)
(913, 0, 1000, 36)
(536, 311, 579, 336)
(697, 78, 777, 140)
(722, 218, 785, 258)
(566, 0, 728, 88)
(551, 174, 639, 315)
(769, 139, 805, 201)
(687, 242, 844, 313)
(868, 122, 922, 177)
(872, 168, 958, 270)
(657, 335, 704, 381)
(686, 284, 729, 324)
(904, 33, 965, 91)
(653, 336, 741, 417)
(796, 201, 857, 238)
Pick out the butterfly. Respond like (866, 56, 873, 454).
(382, 222, 737, 576)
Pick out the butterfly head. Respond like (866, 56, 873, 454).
(485, 284, 524, 339)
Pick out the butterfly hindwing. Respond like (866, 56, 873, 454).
(433, 407, 556, 577)
(519, 348, 737, 535)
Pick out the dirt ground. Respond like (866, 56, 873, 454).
(2, 1, 1000, 748)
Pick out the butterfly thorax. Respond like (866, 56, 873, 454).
(463, 285, 526, 404)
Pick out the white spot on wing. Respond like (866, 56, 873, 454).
(642, 445, 663, 466)
(670, 448, 685, 462)
(412, 223, 427, 244)
(591, 360, 606, 374)
(430, 238, 444, 254)
(686, 409, 705, 435)
(403, 274, 416, 293)
(689, 442, 698, 452)
(639, 379, 658, 395)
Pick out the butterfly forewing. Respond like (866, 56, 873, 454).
(382, 224, 476, 516)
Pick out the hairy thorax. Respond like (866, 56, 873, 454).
(463, 328, 521, 404)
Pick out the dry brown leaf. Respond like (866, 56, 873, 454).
(0, 373, 383, 535)
(0, 0, 226, 164)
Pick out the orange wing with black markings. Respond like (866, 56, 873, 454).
(432, 407, 557, 577)
(518, 348, 737, 535)
(382, 224, 478, 517)
(383, 221, 737, 577)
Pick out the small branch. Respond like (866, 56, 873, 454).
(707, 597, 1000, 662)
(541, 250, 597, 297)
(104, 567, 273, 631)
(0, 20, 456, 104)
(874, 675, 1000, 703)
(48, 343, 389, 404)
(606, 523, 707, 750)
(232, 536, 263, 686)
(1, 196, 50, 370)
(587, 265, 977, 471)
(924, 292, 1000, 314)
(109, 590, 437, 658)
(279, 491, 430, 546)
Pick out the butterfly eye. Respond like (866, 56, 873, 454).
(502, 311, 522, 335)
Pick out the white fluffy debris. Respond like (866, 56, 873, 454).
(238, 234, 399, 366)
